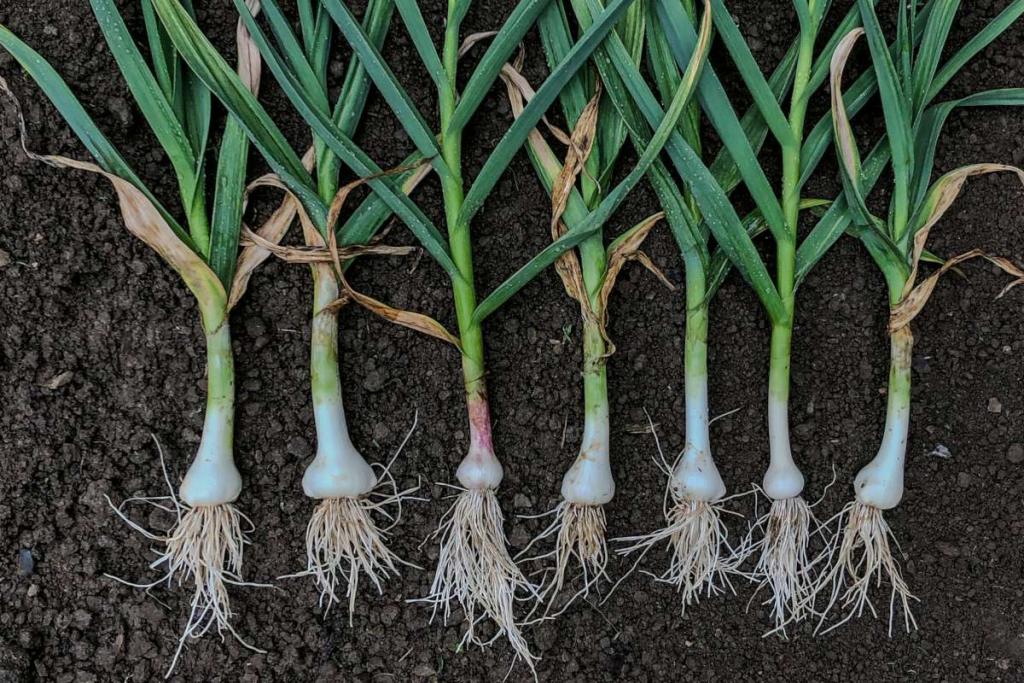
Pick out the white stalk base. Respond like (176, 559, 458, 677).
(419, 488, 537, 670)
(302, 405, 378, 499)
(763, 397, 805, 501)
(853, 410, 908, 510)
(179, 409, 242, 507)
(671, 444, 726, 504)
(561, 409, 614, 505)
(809, 501, 918, 635)
(455, 445, 504, 490)
(741, 496, 816, 634)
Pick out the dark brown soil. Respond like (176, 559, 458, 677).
(2, 1, 1023, 681)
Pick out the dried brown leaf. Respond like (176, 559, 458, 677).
(28, 155, 225, 328)
(598, 212, 668, 315)
(459, 31, 498, 58)
(500, 59, 598, 319)
(829, 29, 866, 185)
(890, 249, 1024, 332)
(241, 170, 458, 349)
(890, 164, 1024, 331)
(236, 0, 263, 95)
(227, 148, 317, 310)
(239, 227, 413, 264)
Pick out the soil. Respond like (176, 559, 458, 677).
(1, 1, 1023, 681)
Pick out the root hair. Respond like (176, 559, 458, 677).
(283, 415, 422, 622)
(616, 498, 741, 614)
(807, 501, 918, 636)
(417, 487, 539, 672)
(610, 414, 745, 613)
(518, 500, 609, 617)
(739, 495, 817, 635)
(105, 436, 266, 678)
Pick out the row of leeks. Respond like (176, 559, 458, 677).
(1, 0, 1023, 675)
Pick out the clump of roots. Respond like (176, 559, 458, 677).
(419, 487, 539, 671)
(740, 495, 817, 635)
(286, 467, 420, 622)
(617, 498, 741, 614)
(285, 412, 420, 620)
(518, 501, 609, 616)
(808, 501, 918, 636)
(107, 451, 265, 677)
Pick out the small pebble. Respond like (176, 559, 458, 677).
(988, 397, 1002, 413)
(1007, 443, 1024, 464)
(363, 370, 383, 392)
(17, 549, 33, 576)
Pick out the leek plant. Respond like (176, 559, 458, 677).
(0, 0, 277, 673)
(492, 0, 712, 610)
(813, 0, 1024, 634)
(226, 0, 433, 620)
(149, 0, 646, 665)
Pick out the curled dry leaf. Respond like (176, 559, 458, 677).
(243, 165, 458, 349)
(547, 84, 602, 316)
(308, 214, 460, 350)
(596, 212, 669, 354)
(227, 147, 316, 310)
(229, 152, 430, 310)
(829, 29, 866, 186)
(54, 154, 227, 329)
(890, 164, 1024, 332)
(239, 227, 414, 265)
(2, 101, 228, 328)
(889, 248, 1024, 332)
(236, 0, 263, 95)
(322, 276, 462, 348)
(458, 31, 498, 58)
(500, 58, 596, 322)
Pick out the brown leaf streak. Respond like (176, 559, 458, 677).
(829, 29, 865, 183)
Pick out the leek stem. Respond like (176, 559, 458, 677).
(766, 17, 817, 485)
(181, 310, 241, 507)
(581, 315, 609, 449)
(683, 265, 709, 453)
(881, 326, 913, 458)
(202, 319, 235, 451)
(309, 267, 352, 446)
(439, 1, 491, 451)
